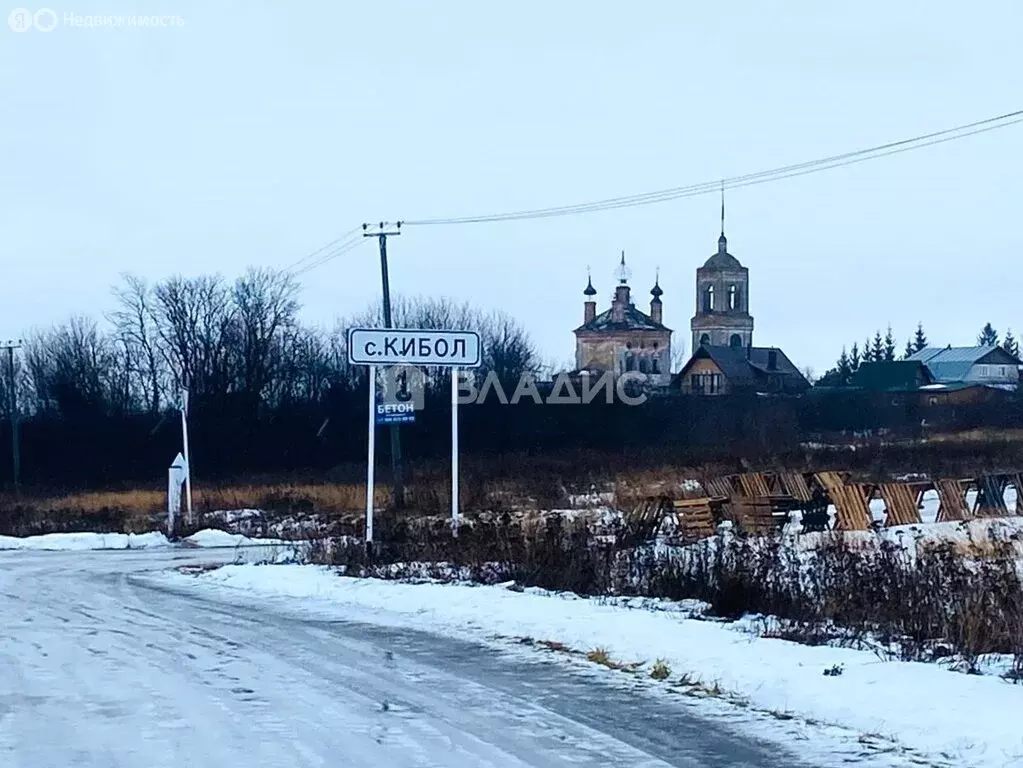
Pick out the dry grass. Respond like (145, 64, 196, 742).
(1, 482, 390, 517)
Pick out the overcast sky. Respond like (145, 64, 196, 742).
(3, 1, 1021, 374)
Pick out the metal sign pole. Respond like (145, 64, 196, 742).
(451, 367, 459, 537)
(180, 389, 192, 525)
(366, 365, 376, 543)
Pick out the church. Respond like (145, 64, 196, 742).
(573, 199, 808, 396)
(572, 253, 672, 387)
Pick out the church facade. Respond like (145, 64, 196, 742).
(573, 253, 672, 387)
(690, 227, 754, 352)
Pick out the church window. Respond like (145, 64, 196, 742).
(639, 357, 649, 374)
(730, 334, 742, 349)
(703, 285, 715, 312)
(700, 333, 710, 347)
(728, 285, 737, 310)
(625, 352, 635, 372)
(652, 356, 660, 374)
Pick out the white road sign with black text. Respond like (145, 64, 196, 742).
(348, 328, 481, 368)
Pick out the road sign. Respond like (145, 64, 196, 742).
(353, 327, 480, 545)
(376, 402, 415, 425)
(347, 328, 481, 368)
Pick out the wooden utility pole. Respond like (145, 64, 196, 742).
(2, 340, 22, 495)
(363, 221, 405, 507)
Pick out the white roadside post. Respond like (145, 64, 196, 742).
(366, 365, 377, 543)
(451, 367, 459, 537)
(167, 452, 186, 539)
(347, 328, 481, 545)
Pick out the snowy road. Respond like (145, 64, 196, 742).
(0, 549, 810, 768)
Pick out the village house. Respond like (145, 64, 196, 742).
(843, 346, 1021, 406)
(906, 346, 1021, 388)
(677, 344, 810, 395)
(573, 253, 672, 387)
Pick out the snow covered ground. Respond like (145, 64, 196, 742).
(2, 548, 880, 768)
(165, 564, 1023, 768)
(0, 528, 293, 552)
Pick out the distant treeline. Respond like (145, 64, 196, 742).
(2, 268, 1023, 491)
(3, 388, 1022, 490)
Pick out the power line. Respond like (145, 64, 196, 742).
(402, 108, 1023, 226)
(286, 108, 1022, 275)
(290, 234, 367, 277)
(286, 226, 363, 274)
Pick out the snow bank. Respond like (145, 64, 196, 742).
(174, 564, 1023, 767)
(183, 529, 290, 548)
(0, 531, 171, 551)
(0, 528, 292, 552)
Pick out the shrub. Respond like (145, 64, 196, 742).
(650, 659, 671, 680)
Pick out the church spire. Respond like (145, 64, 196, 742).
(718, 181, 727, 254)
(615, 250, 631, 285)
(583, 267, 596, 297)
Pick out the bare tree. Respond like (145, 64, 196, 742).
(231, 267, 300, 403)
(152, 275, 236, 400)
(109, 275, 166, 413)
(23, 317, 115, 417)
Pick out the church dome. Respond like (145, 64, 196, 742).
(701, 234, 743, 270)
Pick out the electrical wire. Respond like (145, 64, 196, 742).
(290, 235, 367, 277)
(286, 226, 363, 273)
(286, 108, 1022, 275)
(402, 109, 1023, 226)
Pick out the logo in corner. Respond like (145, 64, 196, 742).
(34, 7, 58, 31)
(8, 7, 33, 31)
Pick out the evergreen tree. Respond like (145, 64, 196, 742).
(850, 342, 861, 372)
(978, 322, 999, 346)
(871, 330, 884, 363)
(913, 322, 928, 353)
(1004, 328, 1019, 358)
(863, 337, 874, 363)
(903, 339, 914, 359)
(883, 325, 896, 362)
(836, 347, 852, 384)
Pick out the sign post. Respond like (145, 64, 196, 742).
(179, 388, 192, 526)
(451, 368, 460, 536)
(348, 328, 482, 543)
(366, 365, 376, 542)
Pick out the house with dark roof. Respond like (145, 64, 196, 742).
(829, 347, 1020, 406)
(906, 346, 1020, 388)
(573, 252, 672, 386)
(677, 345, 810, 396)
(848, 360, 934, 391)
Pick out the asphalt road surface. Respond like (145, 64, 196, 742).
(0, 548, 816, 768)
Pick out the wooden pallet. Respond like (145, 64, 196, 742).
(627, 496, 669, 537)
(878, 482, 922, 527)
(671, 498, 717, 542)
(975, 474, 1010, 517)
(703, 476, 733, 500)
(778, 472, 813, 503)
(815, 471, 872, 530)
(727, 498, 782, 535)
(736, 472, 772, 499)
(935, 479, 971, 522)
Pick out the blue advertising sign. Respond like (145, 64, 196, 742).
(376, 401, 415, 425)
